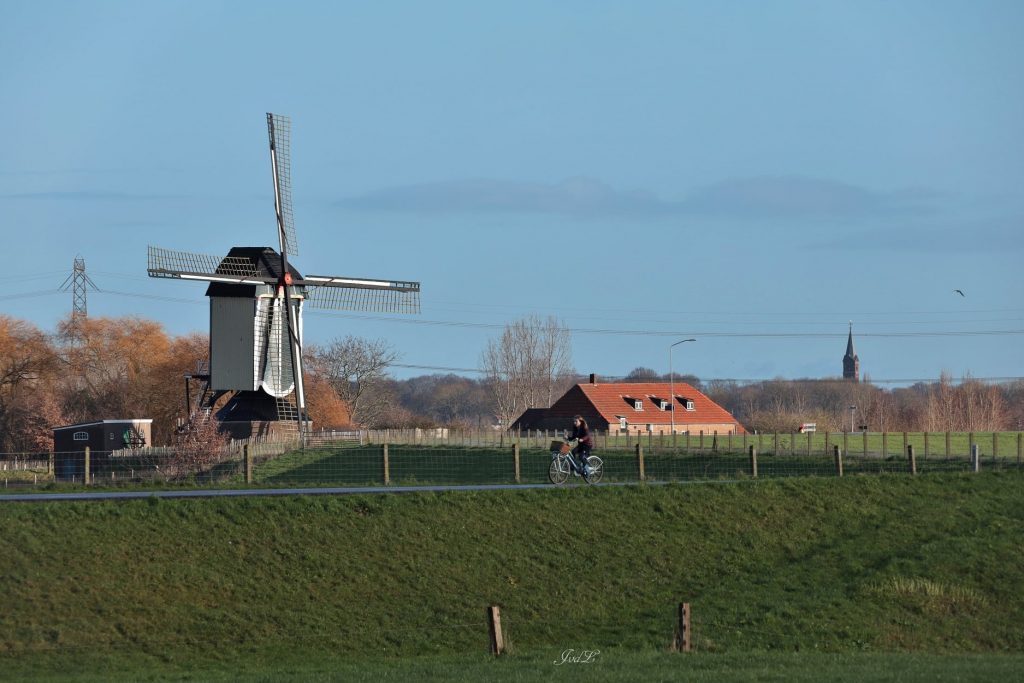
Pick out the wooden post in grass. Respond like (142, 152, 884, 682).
(672, 602, 692, 652)
(244, 445, 253, 484)
(48, 449, 53, 476)
(824, 432, 830, 457)
(806, 430, 812, 456)
(382, 443, 390, 485)
(749, 445, 758, 478)
(834, 445, 843, 477)
(636, 443, 646, 481)
(970, 444, 980, 473)
(84, 447, 90, 485)
(907, 444, 917, 475)
(863, 429, 868, 457)
(488, 605, 505, 655)
(513, 442, 521, 484)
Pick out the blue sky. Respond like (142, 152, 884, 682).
(2, 1, 1022, 384)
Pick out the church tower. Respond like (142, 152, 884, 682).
(843, 322, 860, 382)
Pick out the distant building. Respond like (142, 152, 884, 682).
(843, 323, 860, 382)
(510, 375, 745, 435)
(52, 419, 152, 480)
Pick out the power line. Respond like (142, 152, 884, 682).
(311, 310, 1024, 339)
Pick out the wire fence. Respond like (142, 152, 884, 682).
(1, 429, 1022, 491)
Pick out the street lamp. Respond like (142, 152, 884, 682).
(669, 338, 697, 438)
(849, 405, 857, 433)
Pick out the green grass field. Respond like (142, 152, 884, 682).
(1, 472, 1023, 680)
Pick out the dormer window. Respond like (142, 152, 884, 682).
(685, 399, 695, 411)
(624, 396, 643, 411)
(653, 397, 670, 411)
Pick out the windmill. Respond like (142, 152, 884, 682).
(148, 113, 420, 441)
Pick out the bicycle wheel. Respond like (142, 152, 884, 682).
(548, 455, 570, 485)
(583, 455, 604, 484)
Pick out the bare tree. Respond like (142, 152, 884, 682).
(307, 336, 398, 427)
(480, 315, 574, 427)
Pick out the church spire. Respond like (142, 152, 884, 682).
(843, 322, 860, 382)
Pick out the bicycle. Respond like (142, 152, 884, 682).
(548, 438, 604, 485)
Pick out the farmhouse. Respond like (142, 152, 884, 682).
(511, 375, 745, 435)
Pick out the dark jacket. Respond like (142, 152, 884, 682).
(570, 424, 594, 448)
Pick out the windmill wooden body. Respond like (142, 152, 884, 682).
(148, 114, 420, 439)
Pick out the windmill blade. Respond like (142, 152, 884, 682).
(267, 113, 299, 257)
(304, 277, 420, 314)
(147, 245, 271, 284)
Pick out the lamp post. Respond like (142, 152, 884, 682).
(849, 405, 857, 433)
(669, 338, 697, 439)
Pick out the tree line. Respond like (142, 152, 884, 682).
(1, 312, 1020, 452)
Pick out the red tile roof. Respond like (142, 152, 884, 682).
(545, 382, 744, 430)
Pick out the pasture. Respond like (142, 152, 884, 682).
(1, 472, 1022, 680)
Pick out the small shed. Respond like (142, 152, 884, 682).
(52, 419, 153, 480)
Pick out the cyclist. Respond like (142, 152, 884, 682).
(568, 415, 595, 474)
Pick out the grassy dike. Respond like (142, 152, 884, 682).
(1, 473, 1022, 680)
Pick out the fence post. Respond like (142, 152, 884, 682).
(48, 450, 54, 476)
(244, 445, 253, 484)
(749, 445, 758, 478)
(84, 446, 90, 485)
(685, 431, 691, 454)
(774, 432, 779, 456)
(699, 430, 705, 453)
(382, 443, 390, 485)
(970, 444, 980, 473)
(513, 441, 521, 484)
(488, 605, 505, 655)
(806, 431, 812, 456)
(636, 443, 645, 482)
(863, 430, 868, 457)
(673, 602, 692, 653)
(907, 444, 916, 476)
(834, 444, 843, 477)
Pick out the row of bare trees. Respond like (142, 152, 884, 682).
(2, 310, 1019, 453)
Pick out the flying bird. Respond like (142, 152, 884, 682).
(953, 289, 965, 297)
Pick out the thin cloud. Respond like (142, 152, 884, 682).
(339, 177, 670, 216)
(0, 190, 184, 202)
(340, 175, 941, 220)
(680, 176, 940, 219)
(812, 217, 1024, 253)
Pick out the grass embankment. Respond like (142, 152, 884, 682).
(1, 473, 1022, 680)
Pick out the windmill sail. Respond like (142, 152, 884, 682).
(254, 294, 302, 398)
(267, 113, 299, 257)
(147, 246, 266, 283)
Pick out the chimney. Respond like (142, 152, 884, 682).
(589, 373, 597, 384)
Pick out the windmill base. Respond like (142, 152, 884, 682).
(214, 390, 311, 441)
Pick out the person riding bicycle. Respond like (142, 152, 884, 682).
(568, 415, 594, 473)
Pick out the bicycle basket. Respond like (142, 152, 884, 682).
(551, 440, 571, 454)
